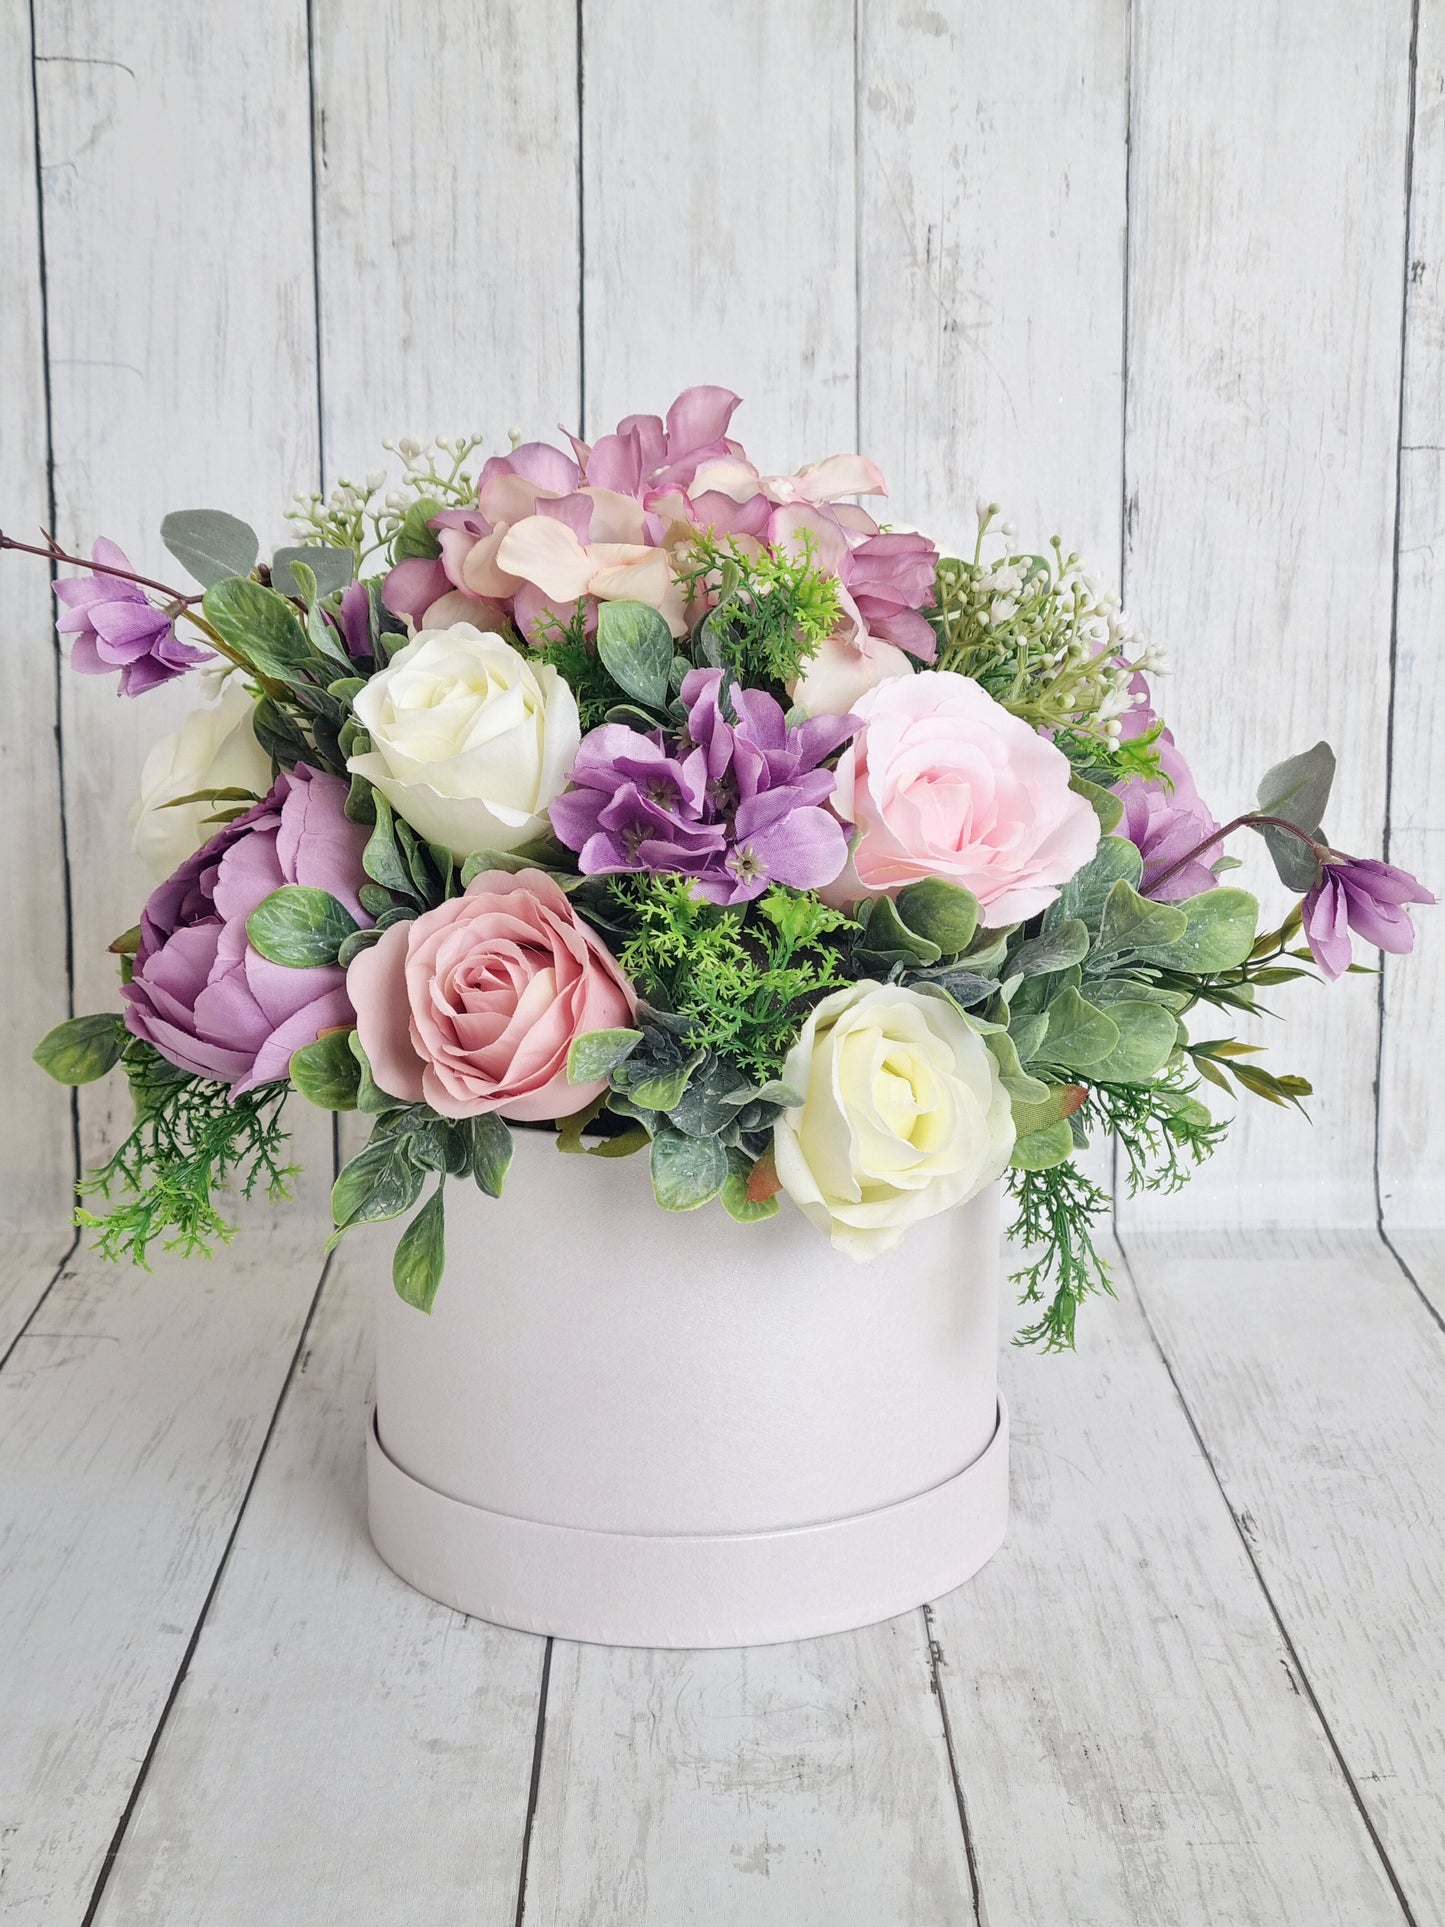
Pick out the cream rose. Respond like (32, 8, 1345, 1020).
(824, 670, 1101, 923)
(773, 981, 1014, 1260)
(347, 623, 580, 860)
(128, 675, 273, 879)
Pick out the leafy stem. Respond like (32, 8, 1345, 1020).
(1, 526, 205, 606)
(1146, 811, 1328, 897)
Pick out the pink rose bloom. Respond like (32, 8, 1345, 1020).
(823, 672, 1101, 923)
(347, 869, 637, 1121)
(123, 765, 371, 1092)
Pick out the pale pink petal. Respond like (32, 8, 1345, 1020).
(495, 516, 597, 600)
(348, 923, 426, 1103)
(792, 454, 888, 502)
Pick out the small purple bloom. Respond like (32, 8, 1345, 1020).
(549, 668, 857, 904)
(54, 538, 210, 696)
(1303, 856, 1434, 981)
(123, 765, 372, 1092)
(1117, 730, 1223, 900)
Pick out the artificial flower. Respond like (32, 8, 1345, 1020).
(1303, 856, 1434, 981)
(347, 869, 636, 1120)
(1117, 732, 1223, 901)
(347, 623, 580, 860)
(823, 671, 1101, 922)
(54, 538, 210, 697)
(773, 981, 1015, 1259)
(123, 765, 370, 1091)
(128, 675, 274, 880)
(549, 667, 856, 903)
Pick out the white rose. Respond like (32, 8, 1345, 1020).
(347, 623, 581, 859)
(128, 675, 273, 879)
(773, 981, 1015, 1260)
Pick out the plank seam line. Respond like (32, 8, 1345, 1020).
(27, 0, 82, 1201)
(512, 1635, 553, 1926)
(1115, 1232, 1422, 1927)
(78, 1247, 337, 1927)
(1375, 0, 1424, 1280)
(921, 1602, 983, 1925)
(0, 1230, 82, 1378)
(304, 0, 327, 499)
(853, 0, 863, 456)
(1379, 1226, 1445, 1338)
(575, 0, 586, 438)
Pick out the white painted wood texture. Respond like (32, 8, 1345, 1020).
(0, 0, 72, 1229)
(1122, 1229, 1445, 1923)
(3, 5, 1444, 1924)
(87, 1247, 545, 1927)
(29, 0, 331, 1199)
(0, 1234, 323, 1924)
(1380, 2, 1445, 1231)
(1121, 0, 1418, 1230)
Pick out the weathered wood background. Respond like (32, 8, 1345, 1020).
(2, 0, 1438, 1235)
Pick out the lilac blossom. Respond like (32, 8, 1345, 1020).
(54, 538, 210, 696)
(1303, 856, 1434, 981)
(550, 668, 857, 904)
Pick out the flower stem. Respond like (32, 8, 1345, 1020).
(1145, 811, 1327, 897)
(0, 527, 205, 605)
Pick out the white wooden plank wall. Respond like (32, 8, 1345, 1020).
(6, 0, 1434, 1241)
(3, 5, 1444, 1921)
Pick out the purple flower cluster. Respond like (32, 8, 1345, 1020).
(1303, 856, 1435, 981)
(55, 539, 210, 697)
(549, 668, 857, 904)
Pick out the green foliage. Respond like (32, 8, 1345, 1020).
(1007, 1160, 1115, 1351)
(203, 578, 315, 681)
(595, 600, 674, 709)
(611, 877, 852, 1084)
(1082, 1072, 1228, 1198)
(530, 610, 624, 728)
(271, 545, 355, 600)
(1255, 740, 1334, 891)
(289, 1028, 362, 1110)
(392, 1183, 447, 1312)
(930, 516, 1158, 771)
(75, 1044, 297, 1265)
(676, 529, 842, 694)
(246, 886, 360, 968)
(34, 1012, 126, 1085)
(160, 509, 260, 587)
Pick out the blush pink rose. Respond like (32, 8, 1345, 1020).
(346, 869, 636, 1121)
(824, 671, 1101, 923)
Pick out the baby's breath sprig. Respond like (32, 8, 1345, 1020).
(930, 502, 1162, 781)
(286, 433, 488, 567)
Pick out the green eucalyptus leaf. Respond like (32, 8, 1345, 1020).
(1091, 879, 1189, 964)
(855, 894, 941, 966)
(1257, 740, 1335, 835)
(392, 1184, 446, 1312)
(289, 1028, 362, 1109)
(347, 1033, 398, 1115)
(1089, 1000, 1180, 1083)
(363, 795, 418, 898)
(33, 1012, 126, 1086)
(596, 600, 674, 708)
(1037, 987, 1120, 1072)
(331, 1132, 425, 1233)
(1045, 836, 1144, 932)
(1009, 919, 1090, 978)
(984, 1030, 1050, 1104)
(894, 879, 979, 957)
(1132, 887, 1260, 973)
(202, 578, 316, 681)
(567, 1027, 644, 1084)
(393, 497, 443, 561)
(272, 544, 356, 599)
(1006, 1011, 1049, 1064)
(246, 885, 359, 968)
(721, 1148, 780, 1223)
(470, 1113, 513, 1197)
(1009, 1082, 1087, 1139)
(650, 1127, 728, 1211)
(624, 1061, 699, 1112)
(1070, 774, 1125, 834)
(336, 926, 383, 969)
(1009, 1117, 1077, 1171)
(160, 508, 260, 587)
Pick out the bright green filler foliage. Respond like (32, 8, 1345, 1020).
(36, 458, 1344, 1347)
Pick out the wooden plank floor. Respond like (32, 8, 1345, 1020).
(1, 1225, 1441, 1925)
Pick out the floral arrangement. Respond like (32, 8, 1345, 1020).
(10, 386, 1431, 1347)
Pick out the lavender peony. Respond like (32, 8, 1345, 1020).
(123, 765, 371, 1092)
